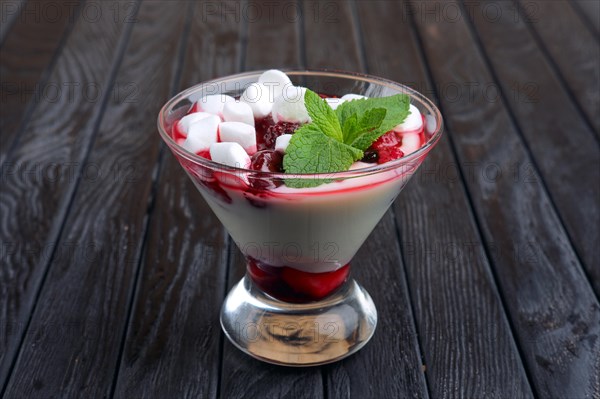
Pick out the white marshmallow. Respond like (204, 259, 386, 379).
(195, 94, 235, 117)
(272, 86, 311, 123)
(325, 97, 345, 110)
(425, 114, 437, 134)
(394, 104, 423, 133)
(182, 114, 220, 153)
(219, 122, 257, 154)
(240, 83, 273, 118)
(274, 134, 293, 153)
(258, 69, 293, 100)
(177, 112, 212, 136)
(341, 93, 367, 102)
(209, 142, 251, 169)
(400, 133, 422, 155)
(223, 101, 255, 126)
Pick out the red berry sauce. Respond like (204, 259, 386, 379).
(255, 115, 300, 151)
(368, 131, 405, 164)
(247, 257, 350, 302)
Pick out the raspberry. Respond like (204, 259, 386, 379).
(280, 264, 350, 300)
(373, 130, 401, 148)
(246, 258, 350, 302)
(370, 131, 404, 164)
(248, 150, 284, 195)
(256, 116, 300, 150)
(250, 150, 284, 173)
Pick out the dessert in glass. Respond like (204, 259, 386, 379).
(157, 70, 443, 366)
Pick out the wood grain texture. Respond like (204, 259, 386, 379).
(304, 1, 430, 398)
(468, 0, 600, 300)
(517, 0, 600, 135)
(244, 0, 301, 70)
(409, 1, 600, 397)
(114, 160, 228, 399)
(571, 0, 600, 35)
(0, 0, 597, 397)
(0, 1, 131, 392)
(112, 1, 244, 397)
(358, 1, 534, 397)
(0, 0, 80, 162)
(1, 2, 192, 398)
(218, 2, 324, 398)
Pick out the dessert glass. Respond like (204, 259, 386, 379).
(158, 70, 443, 366)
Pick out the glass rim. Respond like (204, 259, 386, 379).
(157, 69, 444, 179)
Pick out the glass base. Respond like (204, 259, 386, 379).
(220, 276, 377, 366)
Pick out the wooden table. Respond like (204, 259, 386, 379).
(1, 1, 599, 397)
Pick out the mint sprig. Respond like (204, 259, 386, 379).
(282, 124, 363, 188)
(303, 89, 344, 142)
(283, 89, 410, 188)
(336, 95, 410, 150)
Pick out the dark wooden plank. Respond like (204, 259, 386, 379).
(408, 1, 600, 397)
(571, 0, 600, 35)
(114, 163, 228, 399)
(0, 1, 134, 392)
(0, 2, 193, 397)
(218, 2, 323, 398)
(357, 1, 534, 397)
(244, 0, 301, 70)
(518, 0, 600, 135)
(0, 0, 80, 161)
(468, 0, 600, 301)
(112, 1, 245, 397)
(303, 1, 430, 398)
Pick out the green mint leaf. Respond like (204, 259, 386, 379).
(343, 108, 386, 149)
(336, 94, 410, 151)
(341, 114, 359, 142)
(283, 124, 363, 188)
(303, 89, 344, 142)
(281, 92, 410, 183)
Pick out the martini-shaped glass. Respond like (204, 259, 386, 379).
(158, 70, 443, 366)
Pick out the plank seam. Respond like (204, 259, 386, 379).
(215, 235, 232, 399)
(0, 0, 141, 395)
(405, 1, 538, 397)
(514, 0, 600, 141)
(390, 207, 433, 399)
(108, 148, 164, 399)
(461, 0, 600, 303)
(298, 0, 307, 69)
(321, 366, 329, 399)
(107, 2, 198, 396)
(349, 0, 367, 74)
(349, 0, 432, 397)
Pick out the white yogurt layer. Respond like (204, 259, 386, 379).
(181, 70, 430, 274)
(192, 162, 420, 274)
